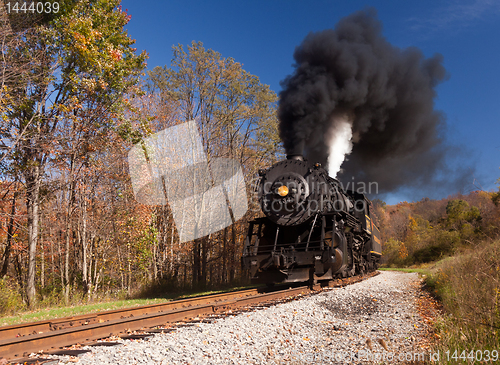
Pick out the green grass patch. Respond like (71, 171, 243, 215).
(0, 297, 168, 326)
(378, 267, 428, 274)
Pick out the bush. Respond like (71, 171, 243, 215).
(0, 278, 25, 315)
(381, 238, 408, 267)
(412, 244, 448, 263)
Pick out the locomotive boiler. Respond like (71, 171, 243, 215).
(242, 154, 381, 285)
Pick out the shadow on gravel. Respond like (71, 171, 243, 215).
(320, 294, 383, 319)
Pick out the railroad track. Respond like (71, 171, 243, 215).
(0, 272, 378, 364)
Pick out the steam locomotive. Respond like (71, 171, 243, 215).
(242, 154, 381, 285)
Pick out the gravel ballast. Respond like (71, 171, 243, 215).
(53, 271, 430, 364)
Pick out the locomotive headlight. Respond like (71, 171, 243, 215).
(277, 185, 289, 197)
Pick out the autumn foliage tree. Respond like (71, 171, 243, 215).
(0, 0, 146, 306)
(145, 41, 281, 288)
(0, 7, 284, 313)
(380, 190, 500, 267)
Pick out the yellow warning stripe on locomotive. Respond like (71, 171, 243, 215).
(365, 215, 372, 234)
(370, 250, 382, 256)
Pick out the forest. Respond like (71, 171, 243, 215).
(377, 190, 500, 267)
(0, 0, 281, 311)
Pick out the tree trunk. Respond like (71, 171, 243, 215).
(81, 197, 88, 293)
(127, 242, 131, 296)
(26, 165, 41, 307)
(49, 226, 54, 282)
(0, 192, 17, 278)
(87, 234, 94, 300)
(64, 205, 71, 303)
(118, 245, 124, 290)
(93, 239, 99, 297)
(222, 227, 227, 284)
(40, 242, 44, 290)
(170, 224, 174, 272)
(200, 236, 208, 287)
(192, 240, 200, 288)
(229, 224, 236, 283)
(64, 158, 76, 303)
(153, 241, 158, 281)
(14, 253, 25, 302)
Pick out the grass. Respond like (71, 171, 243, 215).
(380, 256, 457, 276)
(422, 239, 500, 363)
(378, 267, 428, 274)
(0, 298, 167, 326)
(0, 285, 256, 327)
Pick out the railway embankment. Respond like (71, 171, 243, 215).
(44, 271, 433, 364)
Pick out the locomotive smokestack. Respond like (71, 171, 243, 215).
(286, 139, 305, 160)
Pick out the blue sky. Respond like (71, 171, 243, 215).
(120, 0, 500, 204)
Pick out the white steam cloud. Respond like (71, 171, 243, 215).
(327, 115, 353, 177)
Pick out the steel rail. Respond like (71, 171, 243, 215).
(0, 287, 263, 339)
(0, 272, 378, 362)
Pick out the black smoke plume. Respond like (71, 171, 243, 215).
(279, 9, 467, 195)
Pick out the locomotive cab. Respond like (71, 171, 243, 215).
(347, 190, 382, 266)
